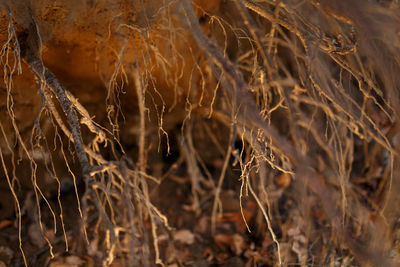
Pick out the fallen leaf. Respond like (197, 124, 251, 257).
(175, 247, 191, 262)
(81, 256, 95, 267)
(49, 261, 75, 267)
(231, 234, 246, 255)
(202, 247, 214, 261)
(215, 252, 230, 263)
(225, 256, 244, 267)
(244, 250, 272, 265)
(274, 173, 291, 188)
(214, 234, 232, 251)
(28, 224, 46, 247)
(65, 256, 85, 265)
(215, 233, 247, 256)
(0, 246, 14, 262)
(173, 229, 195, 245)
(163, 244, 176, 264)
(220, 211, 250, 233)
(194, 216, 210, 234)
(0, 220, 12, 230)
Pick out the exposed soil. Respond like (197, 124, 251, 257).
(1, 0, 400, 266)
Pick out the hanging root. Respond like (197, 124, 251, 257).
(1, 0, 400, 265)
(179, 0, 399, 265)
(8, 16, 170, 265)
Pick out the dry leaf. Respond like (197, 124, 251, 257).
(202, 247, 214, 261)
(274, 173, 291, 188)
(231, 234, 246, 255)
(65, 256, 85, 265)
(175, 247, 191, 262)
(173, 229, 195, 245)
(28, 224, 46, 247)
(214, 234, 232, 251)
(220, 210, 252, 234)
(0, 220, 12, 231)
(0, 246, 13, 261)
(194, 216, 210, 234)
(215, 233, 247, 254)
(215, 252, 230, 263)
(49, 261, 75, 267)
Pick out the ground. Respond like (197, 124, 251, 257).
(0, 0, 400, 266)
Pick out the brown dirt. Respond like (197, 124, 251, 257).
(1, 0, 400, 266)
